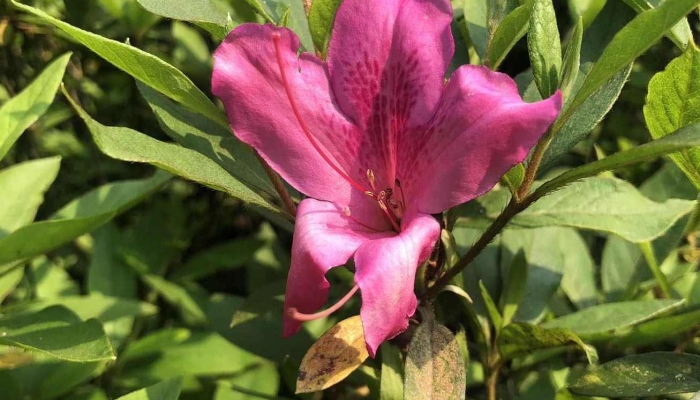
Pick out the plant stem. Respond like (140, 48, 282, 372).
(256, 153, 297, 217)
(639, 241, 673, 298)
(486, 355, 502, 400)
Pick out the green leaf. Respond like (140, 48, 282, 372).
(499, 250, 527, 326)
(404, 307, 466, 400)
(88, 225, 137, 299)
(0, 267, 24, 303)
(140, 274, 207, 324)
(11, 1, 227, 127)
(622, 0, 693, 48)
(0, 306, 115, 362)
(569, 352, 700, 397)
(380, 344, 404, 400)
(136, 82, 275, 198)
(644, 45, 700, 189)
(542, 299, 684, 340)
(0, 361, 102, 400)
(31, 257, 80, 299)
(135, 0, 228, 25)
(486, 4, 530, 70)
(308, 0, 341, 57)
(479, 281, 503, 331)
(171, 238, 263, 281)
(241, 0, 276, 23)
(539, 123, 700, 194)
(0, 171, 169, 265)
(559, 17, 582, 100)
(64, 87, 286, 219)
(117, 378, 183, 400)
(542, 0, 633, 168)
(500, 164, 525, 196)
(516, 177, 695, 242)
(565, 0, 700, 121)
(527, 0, 561, 97)
(498, 322, 597, 364)
(229, 280, 284, 328)
(214, 367, 280, 400)
(463, 0, 489, 61)
(609, 307, 700, 348)
(0, 53, 70, 160)
(0, 157, 60, 236)
(13, 294, 158, 323)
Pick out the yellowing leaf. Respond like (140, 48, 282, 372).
(296, 315, 369, 393)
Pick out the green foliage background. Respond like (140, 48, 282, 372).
(2, 0, 700, 399)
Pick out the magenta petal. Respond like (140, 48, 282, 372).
(400, 65, 563, 214)
(326, 0, 454, 188)
(212, 24, 368, 207)
(353, 212, 440, 357)
(283, 199, 393, 337)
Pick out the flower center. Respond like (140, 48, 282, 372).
(271, 33, 405, 233)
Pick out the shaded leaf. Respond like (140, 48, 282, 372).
(117, 377, 183, 400)
(296, 315, 369, 393)
(559, 17, 582, 100)
(0, 53, 70, 160)
(622, 0, 692, 48)
(528, 0, 561, 97)
(404, 307, 465, 400)
(499, 250, 527, 325)
(487, 4, 530, 70)
(569, 352, 700, 397)
(498, 322, 597, 364)
(308, 0, 341, 57)
(380, 344, 404, 400)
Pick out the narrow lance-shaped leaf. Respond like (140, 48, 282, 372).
(537, 123, 700, 195)
(308, 0, 341, 57)
(486, 4, 531, 70)
(479, 280, 503, 332)
(62, 86, 287, 220)
(565, 0, 700, 120)
(0, 306, 116, 362)
(498, 322, 598, 364)
(380, 344, 404, 400)
(527, 0, 561, 97)
(463, 0, 489, 61)
(621, 0, 693, 48)
(117, 378, 183, 400)
(499, 250, 527, 326)
(0, 157, 61, 235)
(644, 45, 700, 189)
(559, 17, 582, 100)
(404, 307, 466, 400)
(11, 0, 228, 127)
(0, 52, 70, 160)
(569, 352, 700, 397)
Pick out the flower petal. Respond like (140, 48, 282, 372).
(327, 0, 454, 189)
(212, 24, 372, 210)
(399, 65, 563, 214)
(283, 199, 393, 337)
(353, 212, 440, 356)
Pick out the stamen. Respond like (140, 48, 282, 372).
(271, 33, 368, 195)
(288, 285, 360, 322)
(366, 169, 377, 192)
(377, 190, 401, 232)
(395, 178, 407, 213)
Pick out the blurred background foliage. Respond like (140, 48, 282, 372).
(1, 0, 700, 399)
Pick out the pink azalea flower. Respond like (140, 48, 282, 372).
(212, 0, 562, 356)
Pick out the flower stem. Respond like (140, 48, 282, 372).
(639, 241, 673, 298)
(255, 152, 297, 217)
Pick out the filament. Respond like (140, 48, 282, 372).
(288, 285, 360, 321)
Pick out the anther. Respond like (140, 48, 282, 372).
(271, 33, 368, 195)
(366, 169, 377, 192)
(288, 285, 360, 322)
(342, 206, 352, 217)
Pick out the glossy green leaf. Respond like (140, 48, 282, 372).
(499, 250, 527, 326)
(559, 17, 582, 100)
(622, 0, 693, 48)
(0, 157, 60, 236)
(380, 344, 404, 400)
(487, 4, 530, 70)
(0, 53, 70, 160)
(136, 82, 275, 198)
(566, 0, 700, 120)
(542, 1, 634, 168)
(11, 1, 228, 127)
(539, 123, 700, 194)
(31, 257, 80, 299)
(528, 0, 561, 97)
(0, 267, 24, 303)
(308, 0, 341, 57)
(64, 88, 285, 218)
(516, 177, 695, 242)
(117, 378, 183, 400)
(404, 307, 466, 400)
(463, 0, 489, 61)
(0, 171, 169, 265)
(0, 306, 115, 362)
(645, 45, 700, 189)
(610, 308, 700, 348)
(135, 0, 228, 25)
(542, 299, 684, 340)
(569, 352, 700, 397)
(498, 322, 597, 364)
(479, 280, 503, 331)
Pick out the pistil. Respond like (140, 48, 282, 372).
(288, 285, 360, 321)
